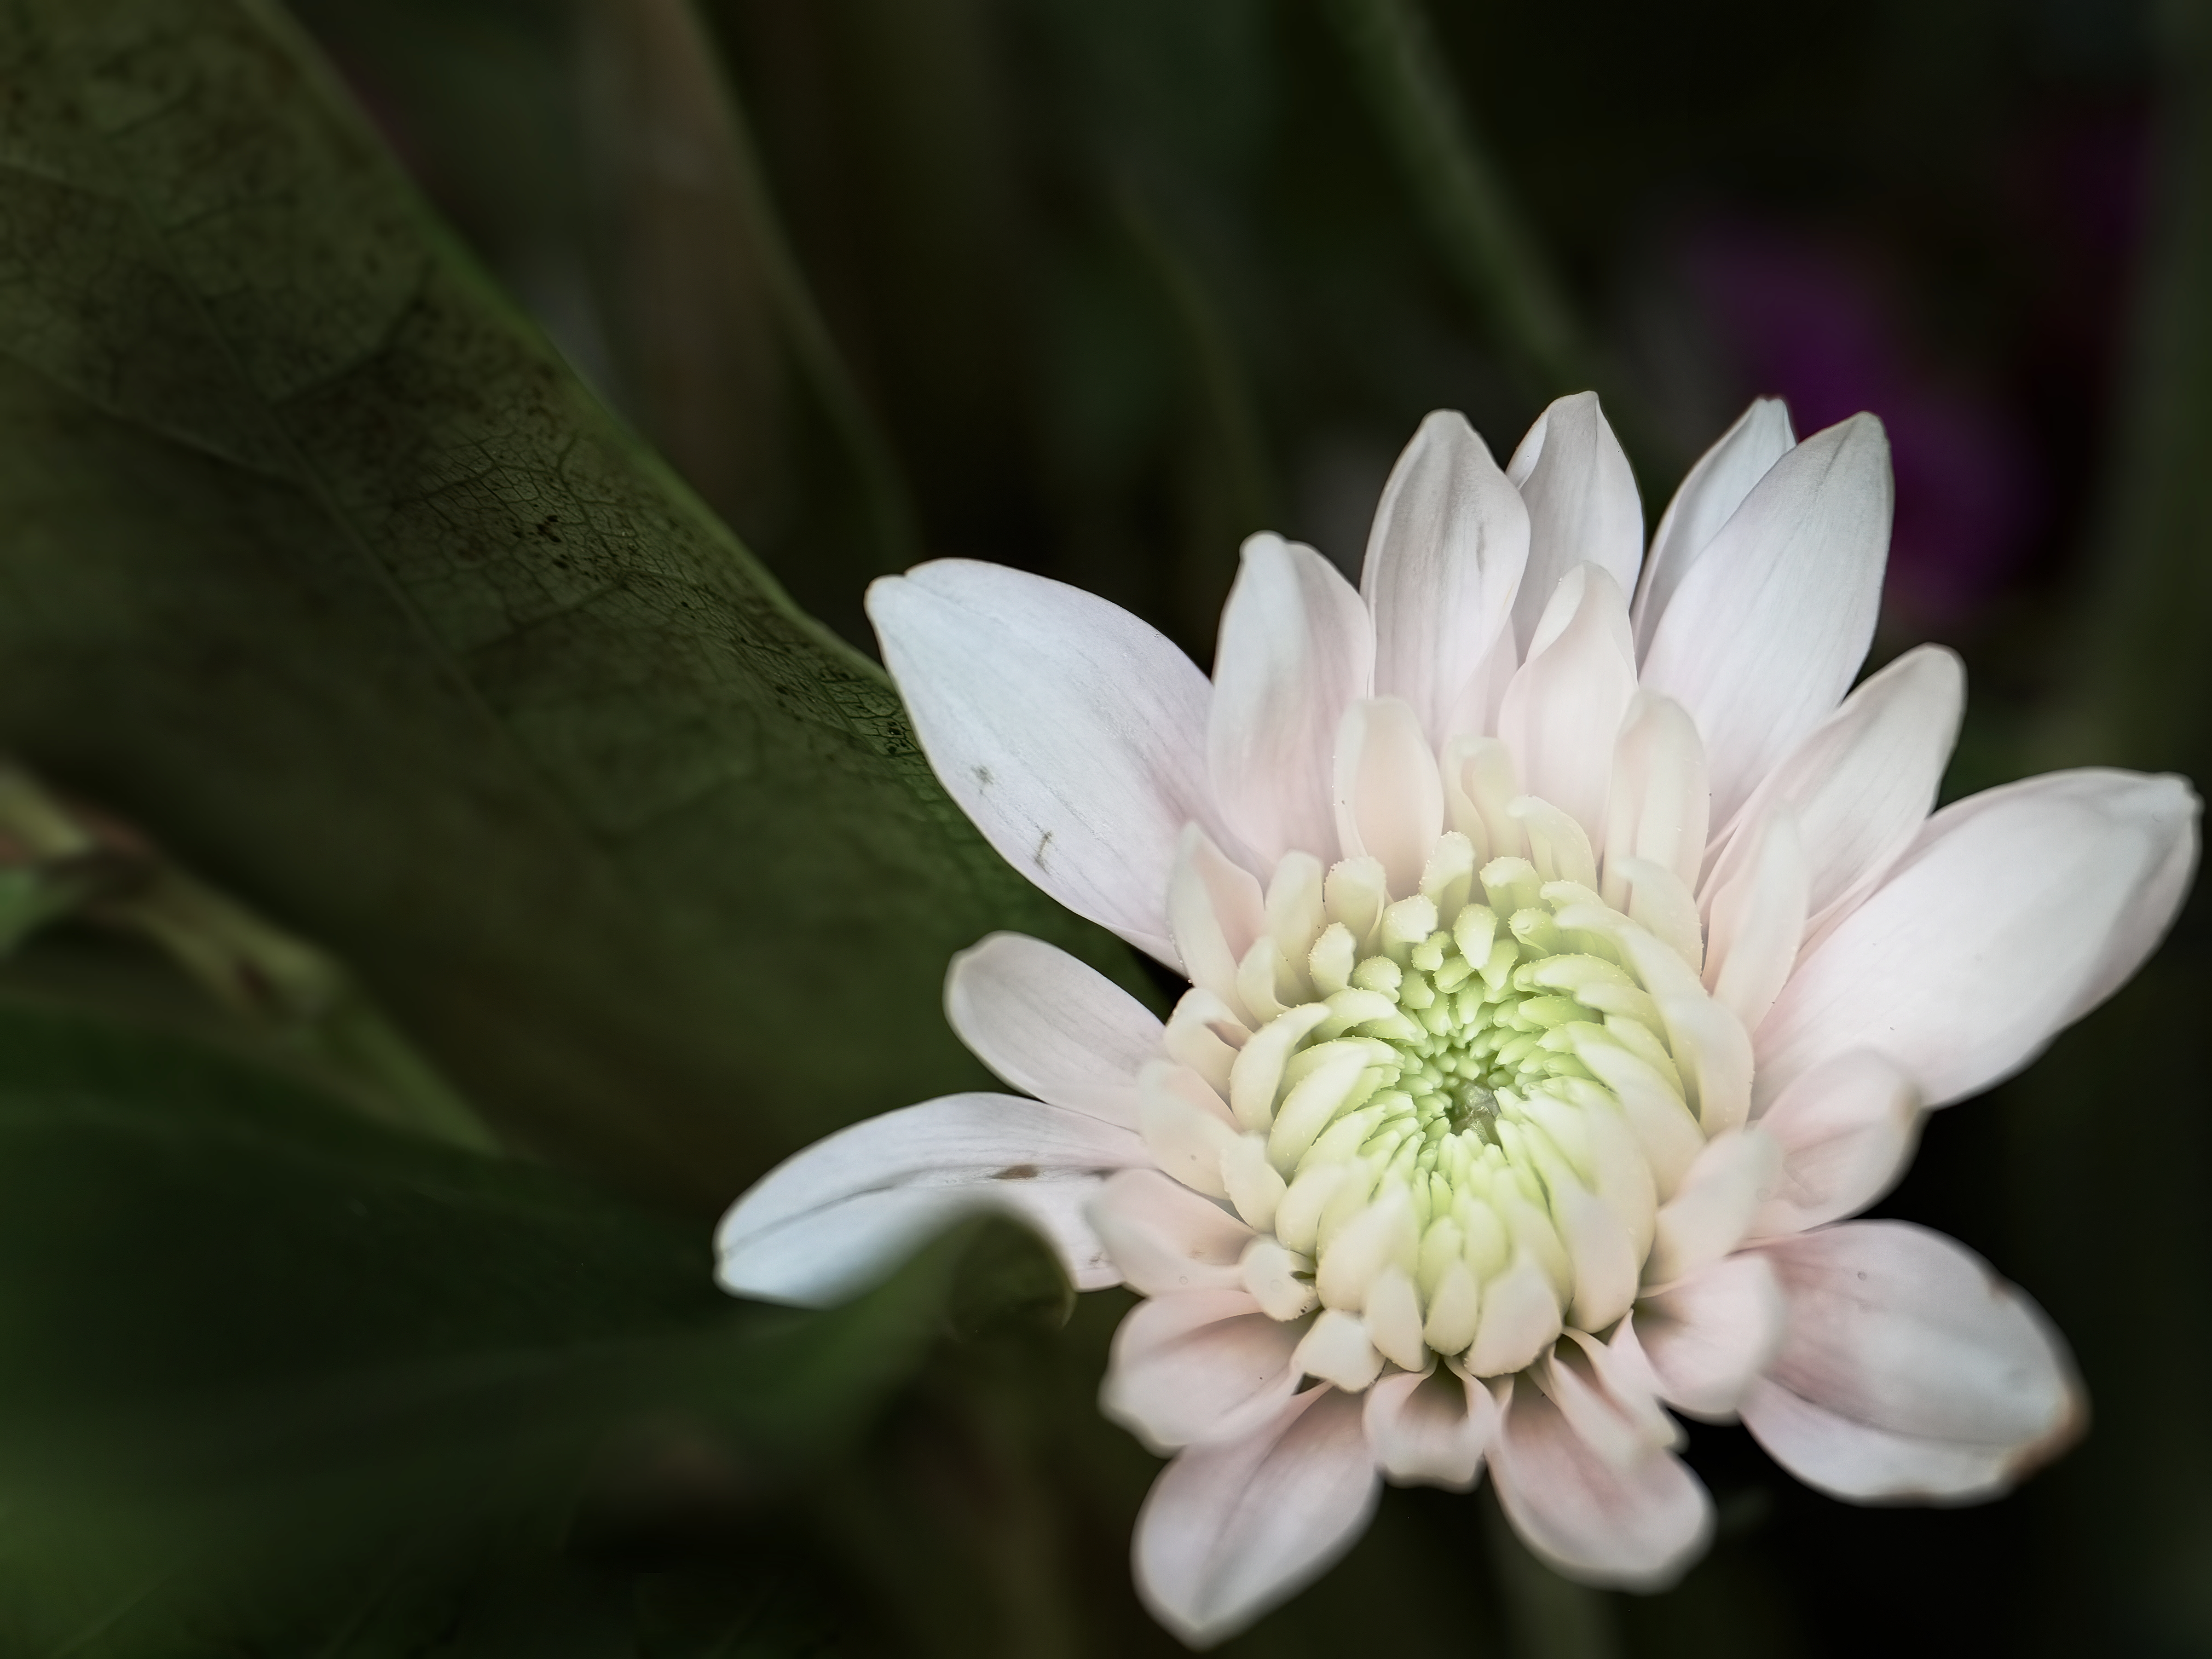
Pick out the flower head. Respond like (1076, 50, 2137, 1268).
(716, 393, 2199, 1646)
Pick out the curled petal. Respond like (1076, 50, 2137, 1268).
(1748, 1049, 1922, 1237)
(1364, 1362, 1500, 1490)
(1092, 1168, 1254, 1298)
(1491, 1367, 1713, 1590)
(1506, 392, 1645, 653)
(945, 933, 1161, 1128)
(1756, 769, 2201, 1110)
(869, 561, 1226, 962)
(1602, 691, 1711, 904)
(1333, 696, 1445, 898)
(1363, 410, 1530, 747)
(1103, 1288, 1306, 1453)
(1741, 1222, 2085, 1501)
(1640, 415, 1892, 829)
(1634, 397, 1796, 657)
(1134, 1388, 1382, 1647)
(716, 1094, 1149, 1306)
(1212, 536, 1375, 865)
(1497, 563, 1638, 852)
(1628, 1253, 1786, 1421)
(1170, 825, 1271, 1020)
(1645, 1128, 1780, 1286)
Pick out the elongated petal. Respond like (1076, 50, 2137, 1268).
(1103, 1288, 1306, 1452)
(1640, 415, 1892, 829)
(1701, 807, 1808, 1033)
(1497, 564, 1638, 850)
(1629, 1253, 1785, 1421)
(1741, 1222, 2084, 1500)
(1170, 825, 1271, 1017)
(1748, 1049, 1922, 1237)
(1363, 410, 1530, 746)
(1645, 1128, 1779, 1285)
(1602, 691, 1711, 904)
(1491, 1374, 1712, 1590)
(1213, 536, 1375, 864)
(869, 561, 1224, 962)
(1134, 1388, 1382, 1647)
(1712, 645, 1964, 934)
(1634, 397, 1796, 657)
(1364, 1363, 1500, 1489)
(1093, 1167, 1254, 1297)
(715, 1094, 1149, 1304)
(1334, 696, 1445, 898)
(1506, 393, 1644, 653)
(1755, 769, 2200, 1110)
(945, 933, 1162, 1128)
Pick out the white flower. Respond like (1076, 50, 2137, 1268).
(716, 394, 2200, 1647)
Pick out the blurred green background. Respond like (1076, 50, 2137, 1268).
(0, 0, 2204, 1653)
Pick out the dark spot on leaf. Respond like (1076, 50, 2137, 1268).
(994, 1164, 1039, 1180)
(974, 765, 993, 788)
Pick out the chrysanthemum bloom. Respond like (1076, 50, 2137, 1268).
(717, 394, 2198, 1646)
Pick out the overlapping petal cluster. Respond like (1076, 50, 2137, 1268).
(717, 393, 2198, 1646)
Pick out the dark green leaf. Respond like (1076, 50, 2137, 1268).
(0, 0, 1134, 1207)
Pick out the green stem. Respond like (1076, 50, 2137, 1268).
(1480, 1487, 1621, 1659)
(1320, 0, 1588, 400)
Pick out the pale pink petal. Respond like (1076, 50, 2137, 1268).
(1102, 1288, 1306, 1453)
(1363, 1363, 1500, 1490)
(1497, 564, 1638, 851)
(1333, 696, 1445, 898)
(1633, 397, 1796, 657)
(2062, 774, 2201, 1022)
(1639, 415, 1892, 829)
(715, 1093, 1150, 1305)
(1701, 807, 1808, 1033)
(1212, 535, 1375, 864)
(1741, 1222, 2084, 1501)
(1134, 1388, 1382, 1647)
(1092, 1168, 1255, 1297)
(1711, 645, 1964, 936)
(1362, 410, 1530, 746)
(1755, 769, 2200, 1110)
(1644, 1128, 1780, 1285)
(1505, 393, 1645, 653)
(1491, 1369, 1712, 1590)
(868, 561, 1224, 962)
(1628, 1253, 1785, 1421)
(1169, 825, 1270, 1018)
(945, 933, 1162, 1129)
(1601, 691, 1711, 904)
(1139, 1060, 1242, 1199)
(1748, 1049, 1922, 1237)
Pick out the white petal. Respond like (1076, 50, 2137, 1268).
(1639, 415, 1892, 829)
(1170, 825, 1270, 1019)
(1363, 1362, 1499, 1489)
(1748, 1049, 1922, 1237)
(1333, 696, 1445, 898)
(868, 561, 1225, 962)
(1294, 1307, 1387, 1391)
(945, 933, 1162, 1128)
(1713, 644, 1965, 937)
(1754, 768, 2201, 1110)
(1140, 1061, 1242, 1199)
(1701, 807, 1808, 1034)
(1645, 1128, 1780, 1286)
(1092, 1168, 1254, 1297)
(1742, 1222, 2084, 1500)
(1103, 1288, 1306, 1453)
(1491, 1371, 1712, 1590)
(1628, 1252, 1785, 1421)
(1633, 397, 1796, 657)
(1363, 410, 1531, 746)
(1212, 535, 1375, 864)
(1496, 564, 1638, 850)
(1134, 1388, 1382, 1647)
(1602, 691, 1711, 904)
(1505, 393, 1644, 653)
(715, 1093, 1150, 1305)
